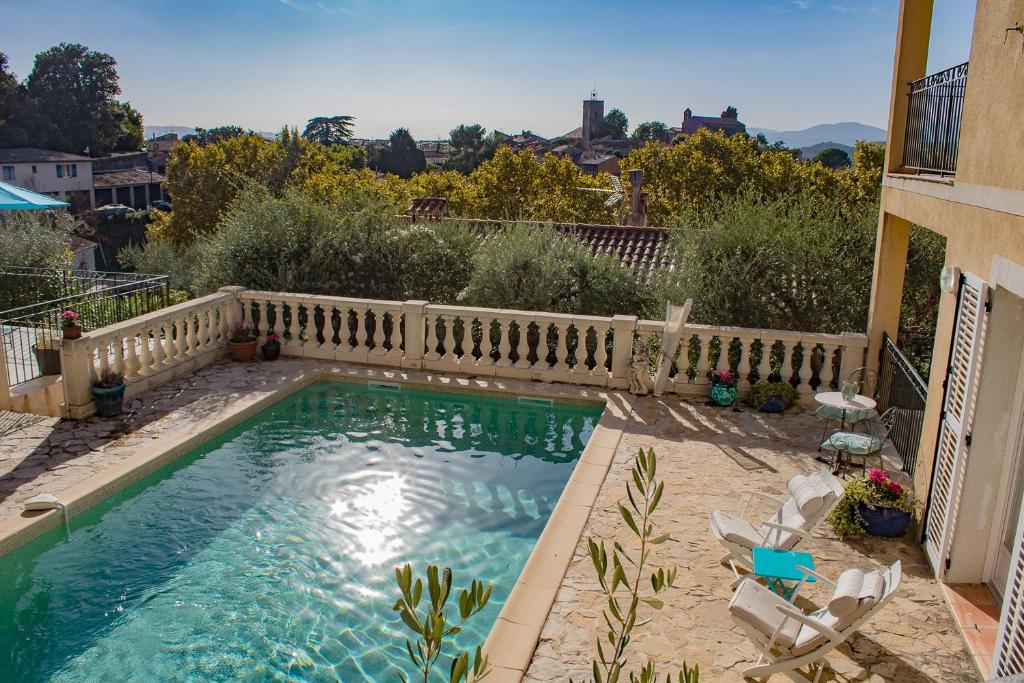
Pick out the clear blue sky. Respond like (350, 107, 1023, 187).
(0, 0, 975, 139)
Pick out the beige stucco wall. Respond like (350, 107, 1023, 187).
(954, 0, 1024, 191)
(3, 161, 94, 196)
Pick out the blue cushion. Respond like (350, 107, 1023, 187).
(819, 432, 884, 455)
(815, 405, 878, 423)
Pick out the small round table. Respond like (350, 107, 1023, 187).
(814, 392, 876, 431)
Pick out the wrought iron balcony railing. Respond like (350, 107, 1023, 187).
(902, 62, 968, 176)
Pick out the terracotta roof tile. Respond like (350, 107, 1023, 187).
(92, 169, 166, 188)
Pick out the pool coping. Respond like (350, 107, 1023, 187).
(0, 360, 634, 682)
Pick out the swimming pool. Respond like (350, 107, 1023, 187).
(0, 381, 603, 681)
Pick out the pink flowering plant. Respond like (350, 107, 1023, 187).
(264, 332, 282, 346)
(827, 468, 917, 539)
(59, 310, 82, 328)
(710, 369, 738, 387)
(228, 321, 257, 343)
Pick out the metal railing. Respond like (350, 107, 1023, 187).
(902, 62, 968, 176)
(877, 333, 929, 475)
(0, 267, 170, 386)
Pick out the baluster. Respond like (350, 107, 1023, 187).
(150, 321, 166, 369)
(821, 343, 839, 390)
(593, 324, 610, 376)
(186, 310, 199, 356)
(97, 339, 111, 375)
(514, 317, 533, 369)
(797, 342, 813, 392)
(114, 333, 127, 377)
(555, 322, 569, 371)
(778, 340, 794, 385)
(124, 329, 140, 378)
(695, 334, 713, 383)
(175, 316, 188, 359)
(497, 317, 513, 367)
(138, 323, 154, 375)
(488, 316, 501, 365)
(218, 301, 229, 340)
(738, 337, 754, 387)
(256, 300, 270, 339)
(284, 302, 296, 350)
(352, 308, 366, 352)
(757, 336, 772, 383)
(163, 319, 177, 364)
(425, 312, 440, 361)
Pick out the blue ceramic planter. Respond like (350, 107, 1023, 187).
(858, 503, 911, 537)
(760, 396, 790, 413)
(92, 383, 125, 417)
(710, 383, 738, 406)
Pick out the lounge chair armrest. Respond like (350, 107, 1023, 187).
(761, 521, 809, 538)
(774, 604, 844, 642)
(793, 564, 836, 588)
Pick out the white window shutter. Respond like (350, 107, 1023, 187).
(924, 272, 988, 576)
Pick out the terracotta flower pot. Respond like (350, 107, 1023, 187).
(228, 340, 258, 362)
(63, 325, 82, 340)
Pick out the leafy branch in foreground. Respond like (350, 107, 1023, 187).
(574, 448, 699, 683)
(393, 563, 493, 683)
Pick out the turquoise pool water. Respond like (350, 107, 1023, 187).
(0, 381, 602, 682)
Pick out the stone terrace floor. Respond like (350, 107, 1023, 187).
(0, 359, 977, 682)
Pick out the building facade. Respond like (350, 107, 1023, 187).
(0, 148, 94, 211)
(867, 1, 1024, 677)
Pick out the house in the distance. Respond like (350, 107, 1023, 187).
(0, 148, 94, 212)
(669, 106, 747, 140)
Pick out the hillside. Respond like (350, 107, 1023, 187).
(799, 141, 854, 160)
(748, 122, 885, 149)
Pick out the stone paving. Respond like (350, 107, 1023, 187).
(0, 359, 977, 681)
(524, 397, 977, 682)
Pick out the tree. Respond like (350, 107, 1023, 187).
(813, 147, 852, 170)
(371, 128, 426, 178)
(181, 125, 248, 146)
(630, 120, 668, 142)
(301, 115, 355, 146)
(113, 101, 144, 152)
(0, 53, 29, 147)
(21, 43, 138, 155)
(597, 108, 628, 139)
(446, 124, 497, 174)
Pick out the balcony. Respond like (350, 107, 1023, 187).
(902, 62, 968, 176)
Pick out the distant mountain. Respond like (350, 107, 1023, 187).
(799, 141, 854, 160)
(748, 122, 886, 149)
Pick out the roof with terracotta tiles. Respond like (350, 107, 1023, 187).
(92, 169, 165, 188)
(400, 214, 673, 275)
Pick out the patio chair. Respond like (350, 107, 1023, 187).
(709, 468, 844, 572)
(729, 561, 901, 683)
(819, 407, 897, 477)
(816, 367, 880, 449)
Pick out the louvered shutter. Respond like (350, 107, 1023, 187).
(924, 273, 988, 576)
(996, 494, 1024, 676)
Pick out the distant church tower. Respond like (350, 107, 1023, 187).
(582, 90, 604, 150)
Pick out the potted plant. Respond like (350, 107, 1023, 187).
(709, 369, 739, 406)
(747, 381, 800, 413)
(32, 337, 62, 375)
(59, 310, 83, 340)
(262, 332, 282, 361)
(91, 368, 126, 417)
(228, 322, 258, 362)
(827, 469, 917, 539)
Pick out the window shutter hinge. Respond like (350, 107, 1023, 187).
(945, 558, 951, 571)
(985, 300, 993, 313)
(966, 433, 973, 446)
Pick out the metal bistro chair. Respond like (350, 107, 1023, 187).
(816, 367, 880, 450)
(819, 407, 897, 477)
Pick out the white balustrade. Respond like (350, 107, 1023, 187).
(59, 287, 868, 418)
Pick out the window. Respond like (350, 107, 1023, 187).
(56, 164, 63, 178)
(1, 166, 13, 181)
(31, 165, 37, 174)
(70, 164, 77, 178)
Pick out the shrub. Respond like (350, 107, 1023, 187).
(193, 188, 477, 302)
(827, 469, 918, 539)
(118, 240, 200, 295)
(463, 223, 668, 318)
(0, 211, 75, 309)
(746, 381, 800, 409)
(672, 190, 876, 333)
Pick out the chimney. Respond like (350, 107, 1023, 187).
(627, 168, 647, 227)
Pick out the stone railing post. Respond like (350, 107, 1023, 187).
(402, 301, 428, 369)
(609, 314, 638, 388)
(0, 341, 12, 411)
(61, 336, 95, 419)
(218, 286, 246, 332)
